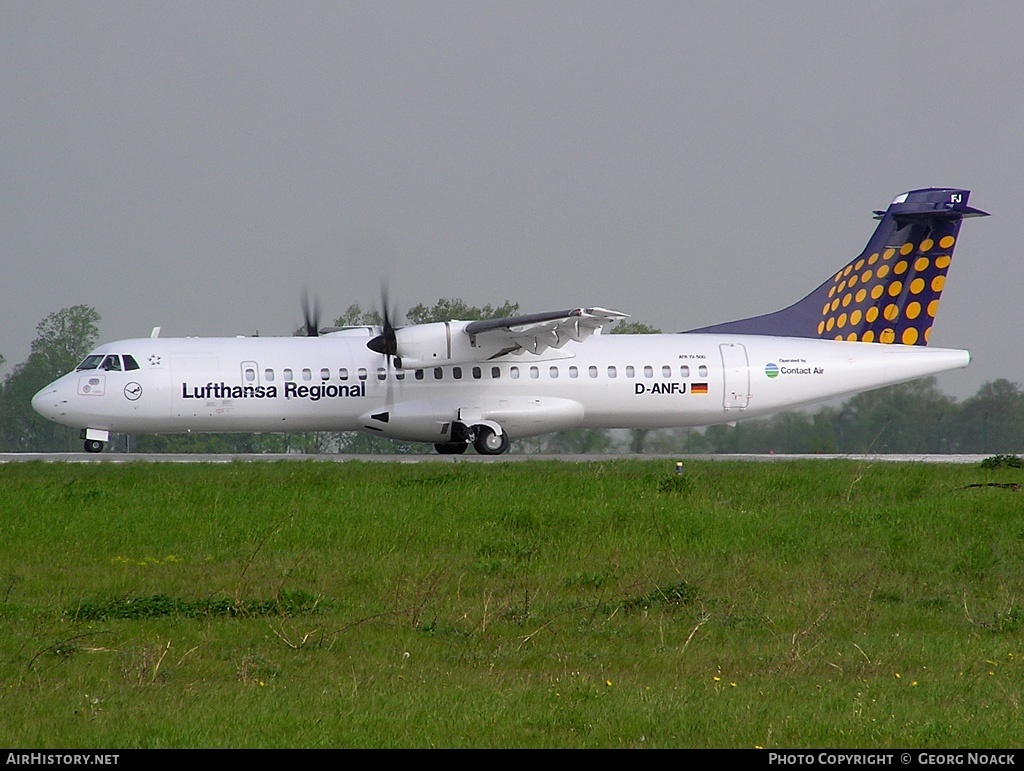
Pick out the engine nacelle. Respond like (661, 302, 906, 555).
(393, 321, 503, 370)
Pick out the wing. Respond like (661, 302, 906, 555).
(464, 307, 629, 357)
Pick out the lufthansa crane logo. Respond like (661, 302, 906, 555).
(124, 382, 143, 401)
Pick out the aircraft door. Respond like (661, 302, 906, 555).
(719, 343, 750, 410)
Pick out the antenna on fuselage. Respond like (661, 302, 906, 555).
(150, 327, 161, 338)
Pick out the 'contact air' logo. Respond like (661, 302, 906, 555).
(765, 363, 779, 379)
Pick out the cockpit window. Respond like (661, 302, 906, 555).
(100, 355, 122, 371)
(76, 354, 104, 371)
(123, 355, 140, 371)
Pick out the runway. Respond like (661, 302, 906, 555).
(0, 452, 999, 464)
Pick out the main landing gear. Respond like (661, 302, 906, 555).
(472, 426, 510, 455)
(84, 439, 104, 453)
(434, 423, 511, 456)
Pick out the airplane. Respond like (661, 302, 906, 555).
(32, 187, 987, 455)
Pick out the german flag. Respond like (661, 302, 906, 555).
(691, 383, 709, 395)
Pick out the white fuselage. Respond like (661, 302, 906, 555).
(32, 330, 970, 445)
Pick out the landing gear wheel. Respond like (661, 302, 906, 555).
(473, 426, 510, 456)
(434, 442, 468, 455)
(84, 439, 104, 454)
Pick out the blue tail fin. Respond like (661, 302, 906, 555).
(688, 188, 987, 345)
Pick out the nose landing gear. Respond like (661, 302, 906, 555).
(80, 428, 109, 454)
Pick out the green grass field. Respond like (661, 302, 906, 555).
(1, 459, 1023, 748)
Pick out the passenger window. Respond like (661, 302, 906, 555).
(265, 369, 275, 382)
(529, 366, 539, 379)
(415, 369, 425, 381)
(396, 370, 406, 381)
(607, 366, 617, 378)
(510, 366, 520, 380)
(569, 366, 578, 379)
(549, 366, 558, 379)
(453, 367, 462, 380)
(699, 365, 708, 377)
(491, 366, 501, 379)
(662, 365, 671, 378)
(644, 365, 653, 378)
(377, 367, 386, 381)
(357, 368, 368, 380)
(434, 368, 443, 380)
(321, 368, 331, 381)
(680, 365, 690, 378)
(122, 355, 140, 371)
(589, 366, 598, 378)
(244, 367, 256, 382)
(284, 368, 294, 381)
(302, 368, 312, 381)
(625, 365, 635, 378)
(339, 368, 349, 381)
(472, 367, 482, 379)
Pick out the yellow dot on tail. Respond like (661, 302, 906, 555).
(888, 280, 903, 297)
(906, 301, 921, 319)
(880, 329, 895, 344)
(920, 238, 934, 251)
(910, 278, 925, 295)
(900, 242, 914, 256)
(931, 275, 945, 292)
(902, 327, 918, 345)
(914, 257, 930, 272)
(935, 255, 951, 269)
(939, 235, 955, 249)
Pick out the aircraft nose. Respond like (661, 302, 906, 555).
(31, 382, 65, 421)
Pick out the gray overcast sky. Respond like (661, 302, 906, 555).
(2, 1, 1021, 398)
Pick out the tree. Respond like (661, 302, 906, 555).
(30, 305, 101, 376)
(954, 379, 1024, 453)
(0, 306, 101, 451)
(610, 319, 661, 336)
(334, 304, 382, 327)
(837, 377, 958, 453)
(405, 298, 519, 325)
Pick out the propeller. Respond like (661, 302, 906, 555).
(300, 290, 321, 337)
(366, 286, 402, 427)
(367, 287, 399, 363)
